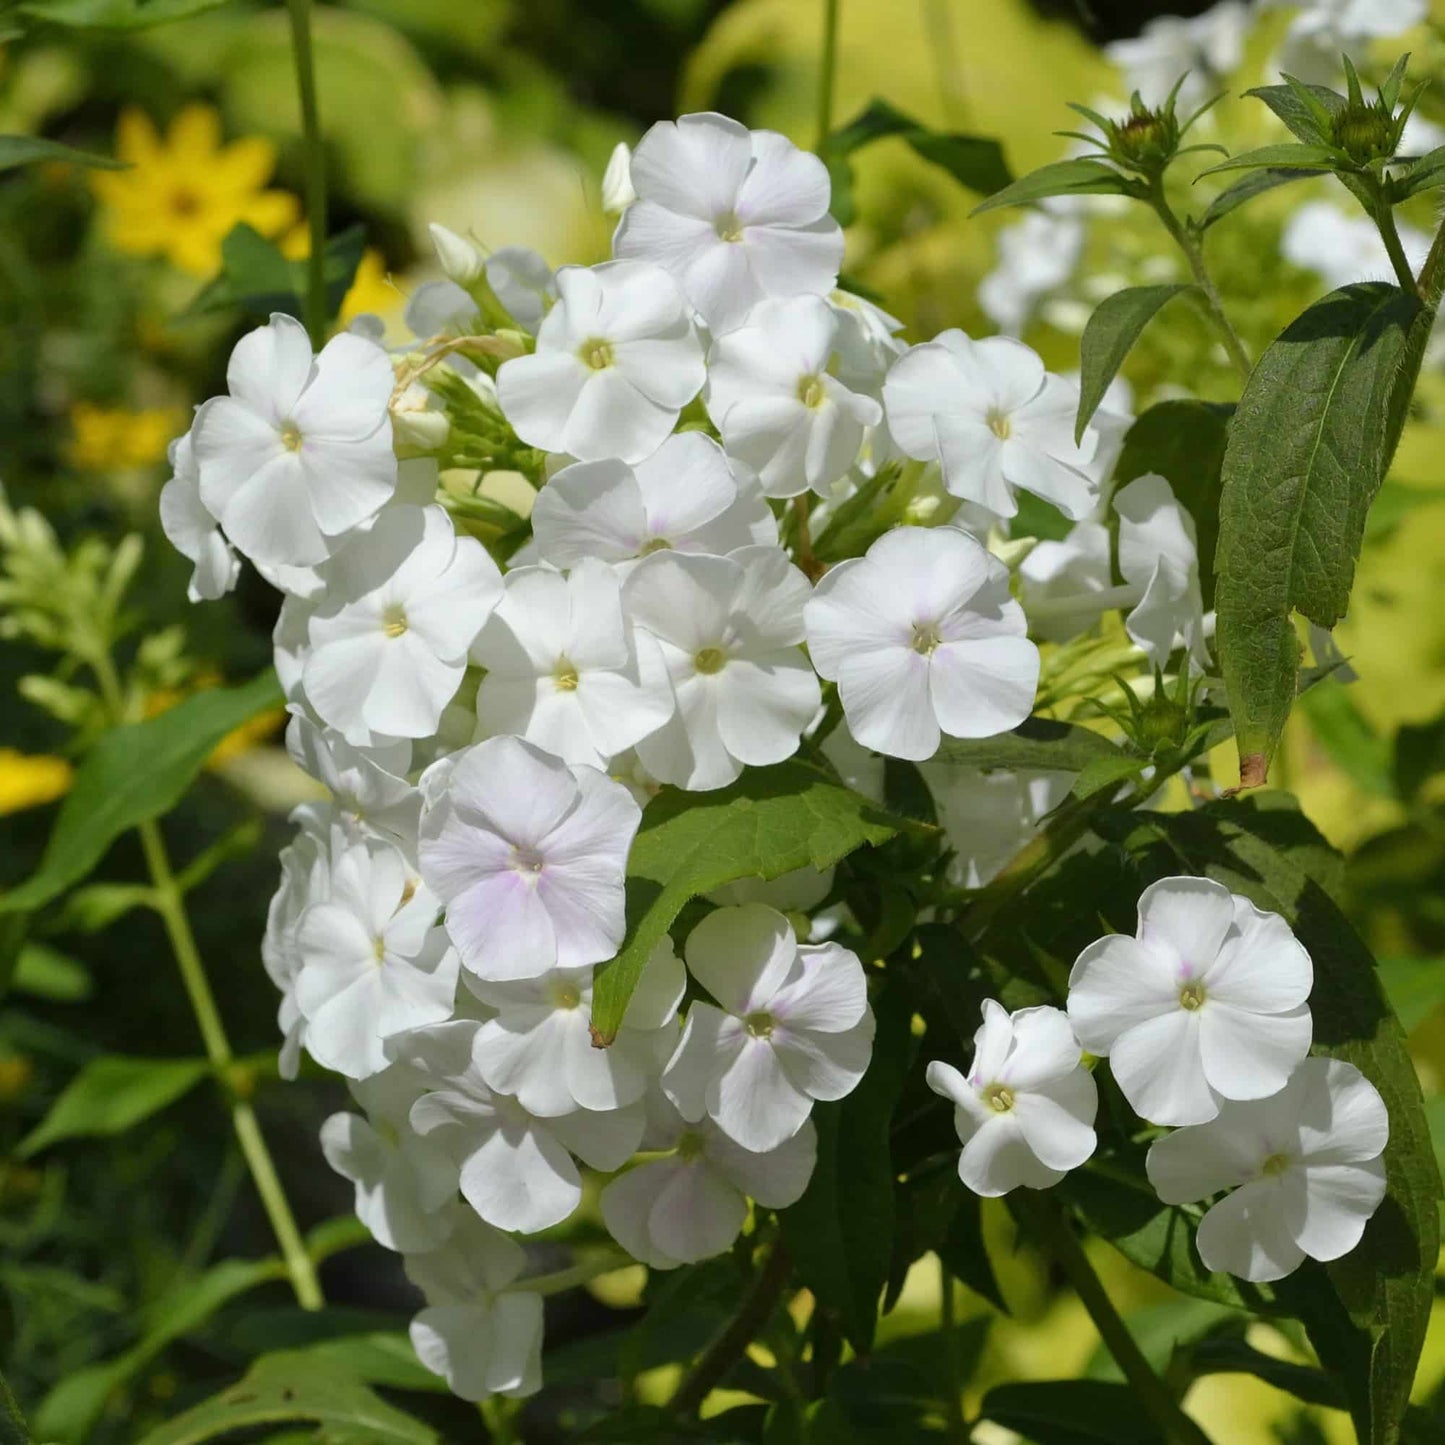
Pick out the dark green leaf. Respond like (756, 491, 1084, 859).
(1200, 168, 1314, 230)
(15, 0, 227, 28)
(1076, 285, 1198, 442)
(0, 670, 282, 917)
(979, 1379, 1165, 1443)
(1215, 283, 1420, 784)
(0, 1366, 27, 1445)
(11, 941, 92, 1002)
(0, 133, 125, 171)
(1197, 143, 1340, 178)
(19, 1054, 210, 1156)
(930, 716, 1123, 775)
(781, 983, 913, 1353)
(1390, 145, 1445, 201)
(970, 159, 1133, 216)
(1394, 714, 1445, 799)
(1185, 1336, 1345, 1410)
(1070, 752, 1147, 801)
(827, 1320, 989, 1427)
(590, 761, 907, 1041)
(1244, 82, 1345, 145)
(938, 1192, 1008, 1313)
(188, 223, 367, 326)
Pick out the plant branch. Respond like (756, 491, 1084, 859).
(816, 0, 841, 149)
(286, 0, 328, 349)
(1374, 201, 1420, 293)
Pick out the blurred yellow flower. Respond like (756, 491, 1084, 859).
(91, 104, 299, 277)
(67, 403, 183, 472)
(282, 225, 403, 328)
(0, 750, 72, 816)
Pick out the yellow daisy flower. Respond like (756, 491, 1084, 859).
(91, 104, 299, 277)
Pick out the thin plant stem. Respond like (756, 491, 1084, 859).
(922, 0, 968, 126)
(1373, 201, 1419, 293)
(793, 493, 822, 580)
(89, 650, 323, 1310)
(286, 0, 328, 348)
(816, 0, 841, 149)
(1016, 1194, 1214, 1445)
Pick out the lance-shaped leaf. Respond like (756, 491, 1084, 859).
(970, 158, 1135, 216)
(931, 716, 1125, 774)
(1389, 145, 1445, 202)
(0, 134, 126, 172)
(1199, 167, 1313, 230)
(1244, 80, 1345, 143)
(1198, 143, 1341, 178)
(1215, 283, 1420, 787)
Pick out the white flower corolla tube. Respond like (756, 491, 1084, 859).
(804, 526, 1040, 761)
(1146, 1057, 1389, 1282)
(623, 545, 820, 790)
(704, 295, 882, 498)
(466, 939, 685, 1115)
(417, 735, 641, 981)
(159, 430, 239, 602)
(405, 1204, 544, 1400)
(662, 903, 874, 1152)
(472, 558, 676, 770)
(294, 837, 458, 1079)
(926, 999, 1098, 1196)
(407, 1023, 645, 1233)
(530, 432, 776, 571)
(601, 1091, 817, 1268)
(285, 715, 418, 851)
(883, 331, 1099, 521)
(192, 313, 397, 568)
(1068, 877, 1314, 1127)
(496, 259, 705, 463)
(613, 111, 843, 332)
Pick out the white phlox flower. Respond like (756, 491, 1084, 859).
(159, 429, 239, 602)
(1114, 472, 1210, 670)
(417, 734, 641, 981)
(622, 546, 821, 791)
(662, 903, 874, 1152)
(601, 141, 637, 214)
(709, 864, 833, 914)
(405, 280, 480, 360)
(1271, 0, 1426, 86)
(1017, 521, 1113, 643)
(285, 714, 418, 851)
(1282, 200, 1430, 293)
(295, 837, 458, 1078)
(1147, 1057, 1389, 1283)
(601, 1091, 817, 1268)
(484, 247, 557, 334)
(614, 111, 843, 332)
(465, 939, 685, 1115)
(883, 331, 1100, 521)
(804, 526, 1040, 762)
(302, 504, 502, 745)
(192, 313, 397, 569)
(320, 1062, 459, 1252)
(704, 294, 882, 498)
(530, 431, 776, 571)
(926, 999, 1098, 1197)
(1106, 2, 1248, 109)
(408, 1023, 645, 1233)
(472, 558, 676, 770)
(829, 290, 906, 405)
(1068, 876, 1314, 1127)
(977, 205, 1086, 337)
(496, 259, 705, 464)
(405, 1203, 544, 1400)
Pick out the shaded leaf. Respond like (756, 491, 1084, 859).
(930, 717, 1123, 775)
(0, 133, 125, 171)
(1200, 167, 1313, 230)
(11, 941, 92, 1002)
(188, 223, 367, 326)
(1198, 143, 1340, 177)
(980, 1379, 1165, 1443)
(14, 0, 227, 26)
(1394, 714, 1445, 800)
(1390, 145, 1445, 202)
(970, 159, 1134, 216)
(1243, 82, 1345, 145)
(1076, 285, 1198, 442)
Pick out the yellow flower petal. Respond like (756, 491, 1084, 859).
(0, 751, 73, 816)
(167, 103, 223, 164)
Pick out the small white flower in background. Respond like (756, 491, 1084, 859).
(466, 939, 685, 1115)
(409, 1024, 645, 1233)
(1281, 200, 1430, 292)
(1114, 472, 1210, 670)
(977, 205, 1086, 337)
(705, 295, 882, 498)
(159, 430, 239, 602)
(427, 222, 484, 287)
(1271, 0, 1426, 86)
(192, 313, 397, 569)
(496, 259, 705, 464)
(485, 247, 557, 334)
(472, 558, 676, 770)
(1106, 1, 1248, 109)
(623, 546, 820, 791)
(320, 1063, 459, 1252)
(405, 1203, 544, 1400)
(883, 331, 1100, 522)
(601, 141, 637, 214)
(662, 903, 874, 1152)
(602, 1092, 817, 1268)
(303, 504, 502, 745)
(926, 1000, 1098, 1197)
(1068, 877, 1314, 1127)
(804, 526, 1040, 762)
(614, 111, 843, 332)
(710, 863, 833, 915)
(295, 837, 458, 1078)
(404, 280, 480, 353)
(285, 715, 418, 850)
(530, 431, 776, 571)
(828, 290, 906, 398)
(1017, 521, 1113, 643)
(417, 734, 641, 981)
(1147, 1057, 1389, 1282)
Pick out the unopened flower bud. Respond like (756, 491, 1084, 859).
(429, 222, 484, 286)
(391, 380, 450, 451)
(1331, 103, 1395, 165)
(601, 141, 636, 214)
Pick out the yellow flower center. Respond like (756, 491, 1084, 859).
(983, 1083, 1015, 1113)
(280, 421, 303, 452)
(579, 338, 615, 371)
(678, 1129, 706, 1159)
(910, 622, 941, 656)
(716, 211, 745, 243)
(382, 604, 408, 639)
(554, 659, 580, 692)
(694, 646, 727, 675)
(1261, 1152, 1292, 1178)
(551, 980, 582, 1010)
(745, 1011, 774, 1038)
(1178, 981, 1207, 1011)
(510, 845, 545, 875)
(987, 410, 1012, 440)
(797, 374, 827, 410)
(639, 536, 673, 555)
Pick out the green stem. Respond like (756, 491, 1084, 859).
(1373, 201, 1419, 293)
(1016, 1194, 1213, 1445)
(1148, 182, 1251, 381)
(286, 0, 328, 348)
(816, 0, 841, 149)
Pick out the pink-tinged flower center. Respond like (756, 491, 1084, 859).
(638, 535, 672, 555)
(279, 420, 303, 452)
(744, 1010, 774, 1038)
(910, 622, 941, 656)
(1178, 980, 1207, 1011)
(510, 844, 546, 876)
(715, 211, 745, 243)
(982, 1082, 1015, 1113)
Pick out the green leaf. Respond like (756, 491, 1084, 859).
(11, 941, 92, 1002)
(19, 1054, 209, 1157)
(1394, 713, 1445, 799)
(1215, 283, 1421, 785)
(970, 159, 1134, 216)
(781, 982, 913, 1353)
(1114, 400, 1232, 611)
(189, 223, 367, 326)
(0, 1366, 28, 1445)
(0, 670, 282, 917)
(930, 717, 1124, 775)
(1389, 145, 1445, 201)
(1185, 1335, 1346, 1410)
(13, 0, 228, 28)
(1076, 285, 1199, 443)
(35, 1257, 287, 1441)
(133, 1352, 438, 1445)
(0, 134, 125, 172)
(1197, 143, 1340, 178)
(1199, 168, 1314, 230)
(1244, 81, 1345, 145)
(979, 1379, 1165, 1443)
(589, 761, 906, 1042)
